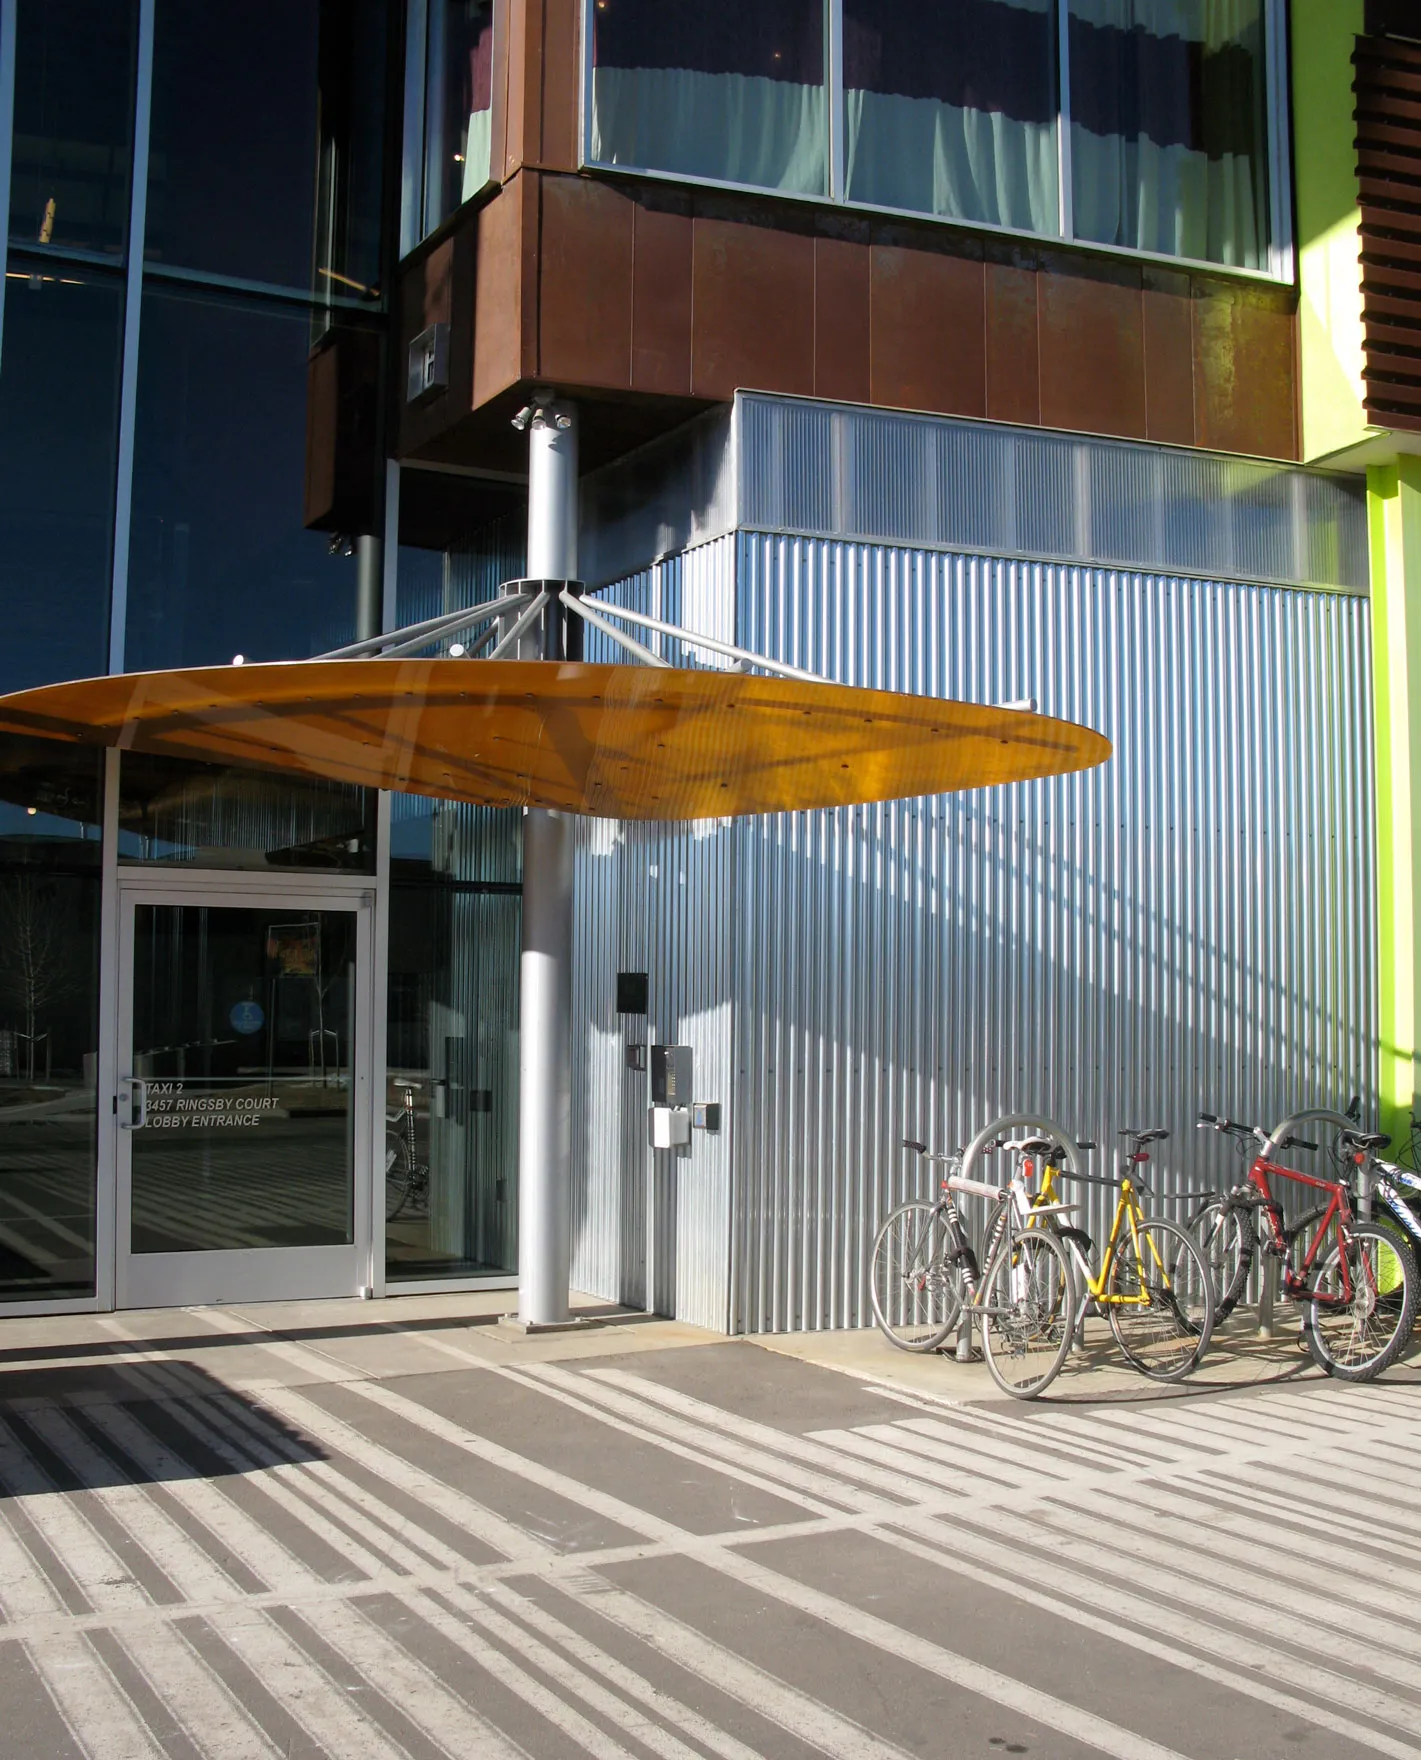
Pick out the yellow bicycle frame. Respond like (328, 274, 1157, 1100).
(1030, 1160, 1171, 1306)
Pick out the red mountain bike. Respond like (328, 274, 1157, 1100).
(1197, 1112, 1419, 1380)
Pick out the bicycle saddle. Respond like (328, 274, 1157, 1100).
(1120, 1126, 1169, 1144)
(1341, 1129, 1390, 1152)
(394, 1079, 423, 1090)
(1015, 1136, 1053, 1155)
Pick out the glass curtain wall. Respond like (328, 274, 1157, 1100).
(586, 0, 1276, 272)
(387, 799, 520, 1282)
(124, 0, 392, 671)
(385, 487, 525, 1284)
(406, 1, 498, 249)
(589, 0, 828, 197)
(0, 0, 136, 697)
(0, 739, 104, 1301)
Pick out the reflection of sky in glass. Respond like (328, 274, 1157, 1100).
(0, 270, 122, 696)
(125, 288, 356, 671)
(0, 739, 103, 852)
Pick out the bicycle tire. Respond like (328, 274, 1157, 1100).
(386, 1131, 415, 1222)
(1189, 1196, 1254, 1322)
(1303, 1221, 1421, 1381)
(869, 1201, 962, 1352)
(980, 1228, 1075, 1399)
(1106, 1217, 1216, 1381)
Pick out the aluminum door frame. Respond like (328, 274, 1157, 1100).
(114, 871, 377, 1308)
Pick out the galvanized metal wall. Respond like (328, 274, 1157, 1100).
(570, 539, 738, 1331)
(730, 536, 1377, 1333)
(571, 535, 1378, 1336)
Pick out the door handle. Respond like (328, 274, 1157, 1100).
(118, 1077, 149, 1130)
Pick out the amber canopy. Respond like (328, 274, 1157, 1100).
(0, 659, 1110, 819)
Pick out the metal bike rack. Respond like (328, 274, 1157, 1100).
(954, 1111, 1090, 1362)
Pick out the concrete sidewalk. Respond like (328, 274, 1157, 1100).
(0, 1293, 1414, 1758)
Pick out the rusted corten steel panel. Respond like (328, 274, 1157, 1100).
(1141, 269, 1196, 446)
(1038, 254, 1147, 439)
(1354, 32, 1421, 434)
(870, 242, 986, 417)
(814, 236, 872, 406)
(540, 174, 635, 387)
(504, 0, 581, 176)
(631, 199, 694, 395)
(395, 170, 1300, 469)
(693, 219, 817, 400)
(984, 260, 1040, 427)
(1192, 279, 1298, 459)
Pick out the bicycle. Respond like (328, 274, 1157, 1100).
(1025, 1130, 1216, 1381)
(1284, 1128, 1421, 1294)
(1196, 1112, 1420, 1379)
(869, 1139, 1079, 1399)
(386, 1079, 431, 1222)
(1185, 1120, 1326, 1319)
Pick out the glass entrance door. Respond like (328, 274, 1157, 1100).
(116, 887, 372, 1307)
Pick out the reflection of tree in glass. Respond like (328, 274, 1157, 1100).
(0, 875, 75, 1081)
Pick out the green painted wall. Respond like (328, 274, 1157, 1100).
(1369, 460, 1421, 1139)
(1293, 0, 1373, 462)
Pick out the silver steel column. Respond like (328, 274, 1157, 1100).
(517, 395, 577, 1326)
(355, 536, 383, 643)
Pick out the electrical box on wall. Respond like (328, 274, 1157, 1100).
(648, 1105, 692, 1149)
(406, 322, 449, 403)
(650, 1044, 692, 1105)
(617, 972, 649, 1015)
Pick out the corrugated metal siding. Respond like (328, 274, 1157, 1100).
(570, 540, 738, 1330)
(730, 537, 1377, 1333)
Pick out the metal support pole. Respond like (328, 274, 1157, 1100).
(517, 395, 578, 1327)
(355, 537, 383, 644)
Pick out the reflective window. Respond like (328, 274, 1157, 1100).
(129, 904, 356, 1253)
(0, 264, 122, 695)
(386, 795, 520, 1282)
(423, 0, 497, 235)
(314, 0, 392, 312)
(9, 0, 137, 260)
(582, 0, 1279, 272)
(589, 0, 829, 197)
(147, 0, 321, 291)
(0, 738, 103, 1302)
(1069, 0, 1270, 270)
(118, 754, 375, 873)
(125, 286, 357, 672)
(844, 0, 1058, 234)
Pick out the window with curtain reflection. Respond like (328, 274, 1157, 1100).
(844, 0, 1059, 234)
(589, 0, 829, 197)
(1069, 0, 1270, 269)
(581, 0, 1278, 274)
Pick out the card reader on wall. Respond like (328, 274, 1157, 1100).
(650, 1044, 692, 1105)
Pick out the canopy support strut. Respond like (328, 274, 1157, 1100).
(516, 393, 577, 1330)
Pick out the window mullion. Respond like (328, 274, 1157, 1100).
(400, 0, 429, 256)
(828, 0, 844, 203)
(108, 0, 155, 678)
(0, 0, 17, 373)
(1057, 0, 1073, 241)
(1265, 0, 1294, 280)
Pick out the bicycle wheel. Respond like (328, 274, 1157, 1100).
(1107, 1217, 1215, 1381)
(385, 1131, 414, 1222)
(1189, 1196, 1253, 1322)
(980, 1228, 1075, 1399)
(1303, 1221, 1421, 1381)
(869, 1202, 962, 1352)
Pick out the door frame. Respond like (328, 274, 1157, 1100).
(113, 869, 378, 1309)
